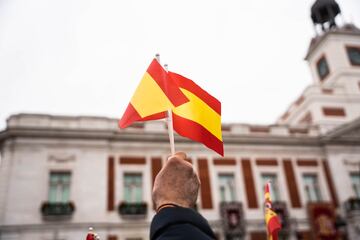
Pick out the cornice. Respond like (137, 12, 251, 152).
(0, 126, 322, 147)
(305, 28, 360, 60)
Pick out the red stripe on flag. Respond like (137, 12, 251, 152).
(119, 103, 166, 128)
(268, 217, 281, 240)
(168, 72, 221, 115)
(147, 59, 188, 107)
(119, 103, 142, 128)
(265, 183, 270, 194)
(172, 113, 224, 156)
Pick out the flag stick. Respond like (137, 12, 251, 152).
(164, 63, 176, 155)
(166, 111, 176, 155)
(155, 54, 176, 155)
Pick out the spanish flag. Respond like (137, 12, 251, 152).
(264, 182, 281, 240)
(119, 59, 189, 128)
(169, 72, 224, 156)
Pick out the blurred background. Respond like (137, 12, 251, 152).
(1, 0, 360, 239)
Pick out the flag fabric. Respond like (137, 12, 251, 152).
(86, 233, 95, 240)
(118, 60, 224, 156)
(119, 59, 189, 128)
(168, 72, 224, 156)
(86, 228, 95, 240)
(264, 182, 281, 240)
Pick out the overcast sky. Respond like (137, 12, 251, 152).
(1, 0, 359, 130)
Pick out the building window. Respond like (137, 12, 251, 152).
(218, 174, 236, 202)
(350, 173, 360, 198)
(48, 172, 71, 203)
(316, 56, 330, 81)
(261, 174, 280, 201)
(124, 173, 143, 203)
(346, 46, 360, 66)
(303, 174, 322, 202)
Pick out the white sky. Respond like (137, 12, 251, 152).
(1, 0, 359, 130)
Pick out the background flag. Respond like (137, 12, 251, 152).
(264, 182, 281, 240)
(119, 59, 188, 128)
(86, 227, 99, 240)
(169, 72, 224, 156)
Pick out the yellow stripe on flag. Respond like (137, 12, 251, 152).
(173, 88, 222, 141)
(131, 72, 174, 118)
(265, 208, 277, 224)
(265, 192, 271, 200)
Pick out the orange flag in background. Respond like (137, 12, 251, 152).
(264, 182, 281, 240)
(169, 72, 224, 156)
(119, 59, 188, 128)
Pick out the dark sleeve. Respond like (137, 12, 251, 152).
(150, 207, 216, 240)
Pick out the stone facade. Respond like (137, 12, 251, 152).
(0, 111, 359, 240)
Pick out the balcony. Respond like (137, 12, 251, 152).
(219, 202, 245, 238)
(41, 202, 75, 220)
(307, 202, 338, 239)
(118, 202, 147, 219)
(272, 201, 290, 230)
(344, 198, 360, 216)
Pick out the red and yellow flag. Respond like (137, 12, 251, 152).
(118, 61, 223, 156)
(264, 182, 281, 240)
(119, 59, 189, 128)
(169, 72, 224, 156)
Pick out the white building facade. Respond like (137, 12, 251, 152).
(1, 1, 360, 240)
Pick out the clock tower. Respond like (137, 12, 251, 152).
(278, 0, 360, 133)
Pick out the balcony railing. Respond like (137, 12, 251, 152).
(118, 202, 147, 219)
(272, 201, 290, 230)
(219, 201, 245, 238)
(344, 198, 360, 216)
(41, 202, 75, 220)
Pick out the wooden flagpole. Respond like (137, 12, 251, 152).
(155, 54, 176, 155)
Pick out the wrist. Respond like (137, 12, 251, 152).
(155, 200, 193, 212)
(156, 203, 179, 213)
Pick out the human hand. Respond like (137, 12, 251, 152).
(152, 152, 200, 211)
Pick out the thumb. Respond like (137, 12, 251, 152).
(173, 152, 187, 160)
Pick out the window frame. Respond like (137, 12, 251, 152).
(261, 173, 280, 202)
(350, 172, 360, 198)
(316, 55, 330, 81)
(48, 171, 71, 203)
(345, 45, 360, 66)
(302, 174, 322, 202)
(123, 172, 143, 203)
(217, 173, 237, 203)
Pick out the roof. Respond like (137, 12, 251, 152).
(305, 23, 360, 60)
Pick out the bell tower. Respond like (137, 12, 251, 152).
(311, 0, 341, 33)
(277, 0, 360, 133)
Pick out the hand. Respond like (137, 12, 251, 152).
(152, 152, 200, 211)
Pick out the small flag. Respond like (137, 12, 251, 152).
(119, 59, 189, 128)
(264, 182, 281, 240)
(86, 227, 95, 240)
(168, 72, 224, 156)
